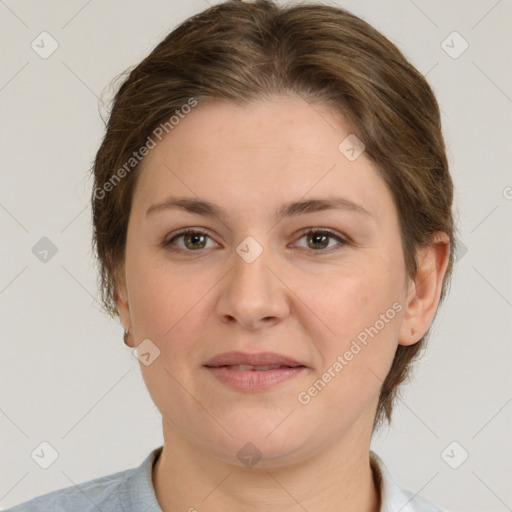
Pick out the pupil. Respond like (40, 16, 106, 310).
(311, 233, 327, 248)
(187, 233, 204, 249)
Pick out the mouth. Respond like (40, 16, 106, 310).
(204, 351, 306, 368)
(205, 364, 305, 371)
(203, 352, 308, 391)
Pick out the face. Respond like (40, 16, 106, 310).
(117, 95, 415, 467)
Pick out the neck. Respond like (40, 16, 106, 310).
(152, 426, 380, 512)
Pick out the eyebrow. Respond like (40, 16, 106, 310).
(146, 195, 372, 223)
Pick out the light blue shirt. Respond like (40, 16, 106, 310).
(4, 447, 443, 511)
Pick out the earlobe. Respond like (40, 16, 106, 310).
(398, 233, 450, 346)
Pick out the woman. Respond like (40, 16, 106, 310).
(7, 0, 454, 510)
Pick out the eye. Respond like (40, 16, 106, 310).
(162, 227, 349, 254)
(293, 229, 348, 252)
(163, 228, 218, 252)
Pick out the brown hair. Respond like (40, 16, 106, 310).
(91, 0, 456, 429)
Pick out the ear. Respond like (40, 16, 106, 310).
(115, 261, 132, 340)
(398, 232, 451, 346)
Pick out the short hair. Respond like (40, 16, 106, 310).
(91, 0, 456, 430)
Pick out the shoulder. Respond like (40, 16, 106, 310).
(7, 470, 129, 512)
(4, 447, 163, 512)
(371, 451, 444, 512)
(399, 489, 445, 512)
(4, 467, 133, 512)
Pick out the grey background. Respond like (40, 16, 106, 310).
(0, 1, 511, 511)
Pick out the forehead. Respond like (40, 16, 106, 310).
(144, 95, 351, 165)
(133, 95, 394, 222)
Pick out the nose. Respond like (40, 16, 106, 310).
(216, 239, 290, 330)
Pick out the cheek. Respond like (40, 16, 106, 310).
(125, 247, 222, 371)
(294, 254, 404, 406)
(124, 253, 215, 431)
(301, 258, 402, 353)
(291, 284, 402, 448)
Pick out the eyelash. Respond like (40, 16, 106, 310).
(162, 227, 349, 254)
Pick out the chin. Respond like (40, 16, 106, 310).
(206, 411, 309, 468)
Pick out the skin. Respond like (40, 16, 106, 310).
(116, 94, 450, 512)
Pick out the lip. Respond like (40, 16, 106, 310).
(204, 351, 307, 392)
(204, 351, 305, 368)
